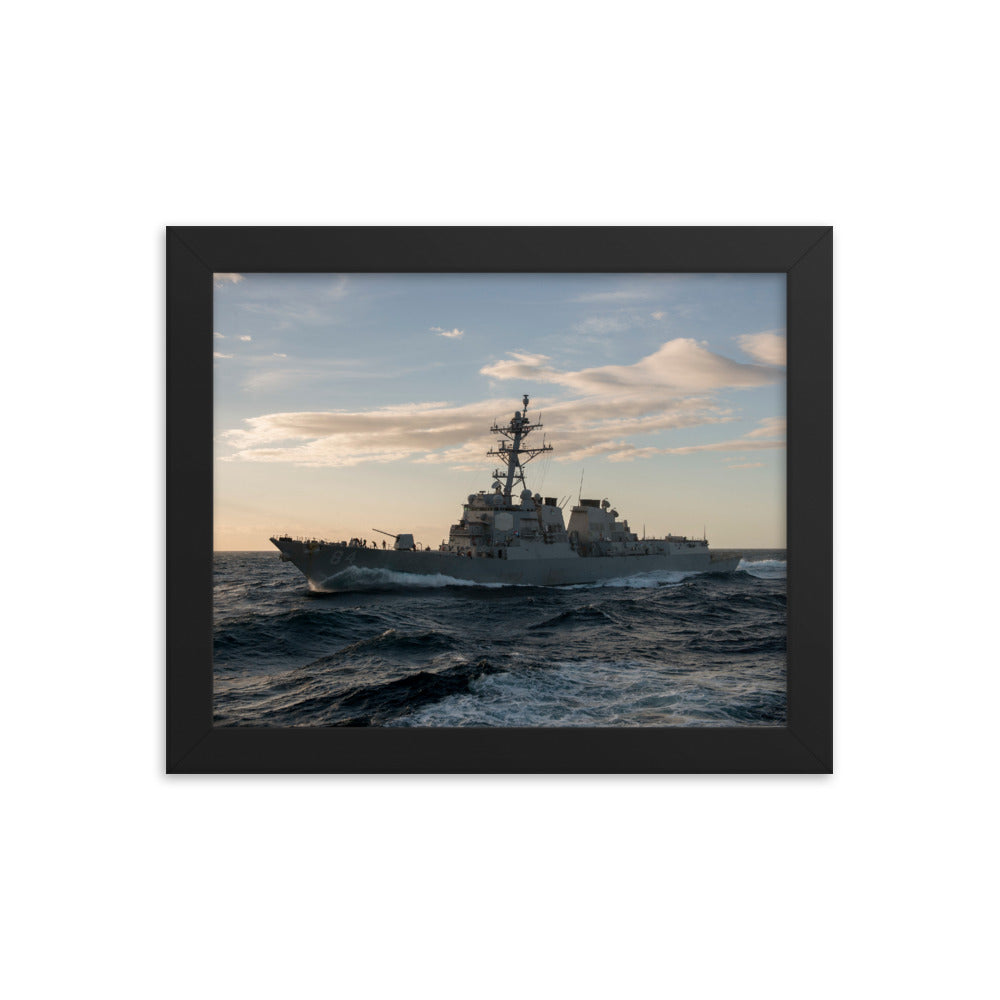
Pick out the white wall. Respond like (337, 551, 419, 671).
(4, 2, 994, 998)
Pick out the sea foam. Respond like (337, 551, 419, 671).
(312, 566, 511, 591)
(738, 558, 787, 579)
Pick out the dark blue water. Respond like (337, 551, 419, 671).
(213, 552, 786, 727)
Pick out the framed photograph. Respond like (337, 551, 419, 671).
(167, 226, 831, 773)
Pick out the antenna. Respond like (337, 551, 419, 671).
(486, 394, 552, 499)
(578, 469, 584, 503)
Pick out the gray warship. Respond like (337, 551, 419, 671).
(271, 395, 741, 589)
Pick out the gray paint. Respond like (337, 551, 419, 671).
(272, 538, 739, 589)
(271, 396, 741, 590)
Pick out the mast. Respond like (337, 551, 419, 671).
(487, 394, 553, 501)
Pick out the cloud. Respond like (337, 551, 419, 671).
(573, 286, 658, 303)
(239, 335, 252, 342)
(214, 332, 225, 339)
(737, 330, 786, 366)
(221, 393, 738, 470)
(659, 416, 785, 456)
(651, 311, 665, 320)
(241, 358, 342, 392)
(481, 338, 781, 396)
(219, 339, 784, 470)
(214, 351, 233, 359)
(242, 369, 315, 392)
(727, 461, 764, 469)
(744, 416, 786, 438)
(479, 351, 552, 382)
(326, 276, 349, 300)
(431, 327, 464, 339)
(573, 316, 631, 336)
(223, 399, 494, 464)
(239, 301, 322, 325)
(661, 439, 784, 455)
(213, 273, 244, 285)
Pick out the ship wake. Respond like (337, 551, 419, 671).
(559, 569, 704, 590)
(311, 566, 513, 592)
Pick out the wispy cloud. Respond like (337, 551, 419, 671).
(737, 330, 786, 366)
(574, 316, 631, 336)
(214, 273, 244, 285)
(242, 369, 317, 392)
(651, 311, 665, 320)
(239, 301, 323, 325)
(220, 338, 784, 469)
(241, 358, 354, 392)
(481, 338, 781, 396)
(214, 331, 225, 339)
(226, 275, 352, 332)
(727, 461, 764, 469)
(326, 275, 350, 300)
(658, 416, 785, 456)
(214, 351, 233, 359)
(744, 416, 785, 438)
(239, 335, 252, 342)
(663, 438, 784, 456)
(239, 357, 414, 393)
(431, 326, 464, 339)
(574, 286, 658, 303)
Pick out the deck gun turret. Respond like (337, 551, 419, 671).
(373, 528, 415, 550)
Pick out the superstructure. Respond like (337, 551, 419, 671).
(271, 395, 740, 588)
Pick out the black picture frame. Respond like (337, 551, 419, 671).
(167, 226, 832, 774)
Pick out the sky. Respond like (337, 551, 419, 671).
(213, 273, 786, 550)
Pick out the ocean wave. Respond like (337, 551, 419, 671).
(213, 605, 390, 666)
(738, 558, 787, 579)
(332, 627, 458, 657)
(559, 569, 701, 590)
(311, 566, 512, 592)
(333, 657, 502, 726)
(213, 551, 788, 728)
(685, 622, 786, 654)
(529, 605, 622, 629)
(389, 657, 786, 728)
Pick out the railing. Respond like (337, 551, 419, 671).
(275, 535, 427, 551)
(273, 535, 343, 546)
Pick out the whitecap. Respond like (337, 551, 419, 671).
(558, 569, 701, 590)
(310, 566, 512, 592)
(737, 558, 787, 579)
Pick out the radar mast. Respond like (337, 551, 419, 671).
(487, 394, 553, 501)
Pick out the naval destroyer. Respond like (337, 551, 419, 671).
(271, 395, 741, 589)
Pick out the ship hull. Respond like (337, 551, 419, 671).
(271, 538, 741, 590)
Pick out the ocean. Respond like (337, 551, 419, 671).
(213, 551, 787, 727)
